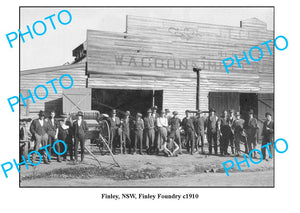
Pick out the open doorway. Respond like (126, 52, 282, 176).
(91, 89, 163, 117)
(239, 93, 258, 123)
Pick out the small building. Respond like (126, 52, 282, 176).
(21, 15, 274, 129)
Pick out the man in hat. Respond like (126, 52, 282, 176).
(108, 109, 121, 154)
(30, 110, 50, 164)
(151, 106, 159, 153)
(20, 118, 32, 161)
(120, 111, 131, 154)
(165, 109, 172, 126)
(218, 110, 231, 156)
(194, 110, 206, 154)
(152, 106, 159, 119)
(58, 114, 73, 161)
(144, 109, 155, 154)
(47, 110, 61, 162)
(206, 108, 218, 155)
(156, 110, 169, 154)
(133, 112, 144, 154)
(73, 111, 88, 163)
(182, 110, 195, 154)
(227, 109, 236, 154)
(261, 112, 274, 160)
(246, 109, 259, 158)
(169, 111, 182, 154)
(232, 112, 245, 156)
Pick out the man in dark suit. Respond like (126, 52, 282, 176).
(206, 108, 218, 155)
(218, 110, 231, 156)
(246, 109, 259, 158)
(182, 110, 196, 155)
(108, 109, 121, 154)
(232, 112, 245, 156)
(194, 110, 206, 154)
(121, 111, 131, 154)
(133, 113, 144, 155)
(58, 114, 73, 161)
(47, 110, 61, 162)
(261, 112, 274, 160)
(144, 109, 155, 154)
(29, 110, 50, 164)
(73, 111, 88, 163)
(169, 111, 182, 154)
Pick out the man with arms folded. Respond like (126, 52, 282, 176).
(30, 110, 50, 164)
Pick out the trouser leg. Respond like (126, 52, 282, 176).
(213, 133, 218, 155)
(79, 136, 85, 161)
(188, 130, 194, 154)
(33, 134, 42, 162)
(110, 129, 115, 153)
(139, 131, 143, 154)
(134, 132, 138, 153)
(175, 130, 182, 154)
(207, 132, 212, 154)
(74, 137, 79, 161)
(223, 137, 229, 154)
(200, 134, 204, 153)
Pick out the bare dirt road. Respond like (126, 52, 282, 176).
(22, 170, 273, 187)
(20, 151, 274, 187)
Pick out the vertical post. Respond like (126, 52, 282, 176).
(152, 90, 155, 107)
(193, 68, 201, 110)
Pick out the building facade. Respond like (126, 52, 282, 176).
(21, 15, 274, 129)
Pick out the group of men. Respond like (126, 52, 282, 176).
(108, 106, 274, 159)
(25, 110, 88, 164)
(21, 106, 274, 165)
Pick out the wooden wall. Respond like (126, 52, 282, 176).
(20, 63, 86, 117)
(87, 15, 273, 115)
(125, 15, 274, 111)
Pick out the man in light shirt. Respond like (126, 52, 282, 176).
(156, 111, 168, 154)
(47, 110, 61, 162)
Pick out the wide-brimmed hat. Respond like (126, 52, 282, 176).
(152, 105, 158, 110)
(165, 109, 170, 113)
(159, 110, 165, 115)
(147, 109, 152, 113)
(173, 111, 178, 115)
(236, 112, 241, 116)
(248, 109, 254, 114)
(185, 110, 190, 113)
(196, 110, 203, 115)
(60, 113, 68, 118)
(111, 109, 117, 114)
(38, 110, 45, 116)
(265, 112, 272, 117)
(136, 112, 142, 117)
(209, 108, 216, 113)
(125, 111, 130, 116)
(77, 111, 84, 117)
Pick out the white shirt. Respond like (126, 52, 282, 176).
(157, 117, 168, 127)
(78, 119, 82, 126)
(39, 119, 44, 126)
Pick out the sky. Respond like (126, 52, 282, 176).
(20, 7, 273, 70)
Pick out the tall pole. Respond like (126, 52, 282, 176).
(193, 68, 201, 110)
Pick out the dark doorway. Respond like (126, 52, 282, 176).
(92, 89, 163, 117)
(239, 93, 258, 123)
(209, 92, 240, 117)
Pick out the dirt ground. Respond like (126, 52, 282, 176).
(20, 149, 274, 187)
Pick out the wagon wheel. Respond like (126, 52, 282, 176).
(98, 120, 111, 154)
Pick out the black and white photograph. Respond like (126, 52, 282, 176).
(19, 7, 274, 187)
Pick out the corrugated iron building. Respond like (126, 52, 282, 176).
(21, 15, 274, 129)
